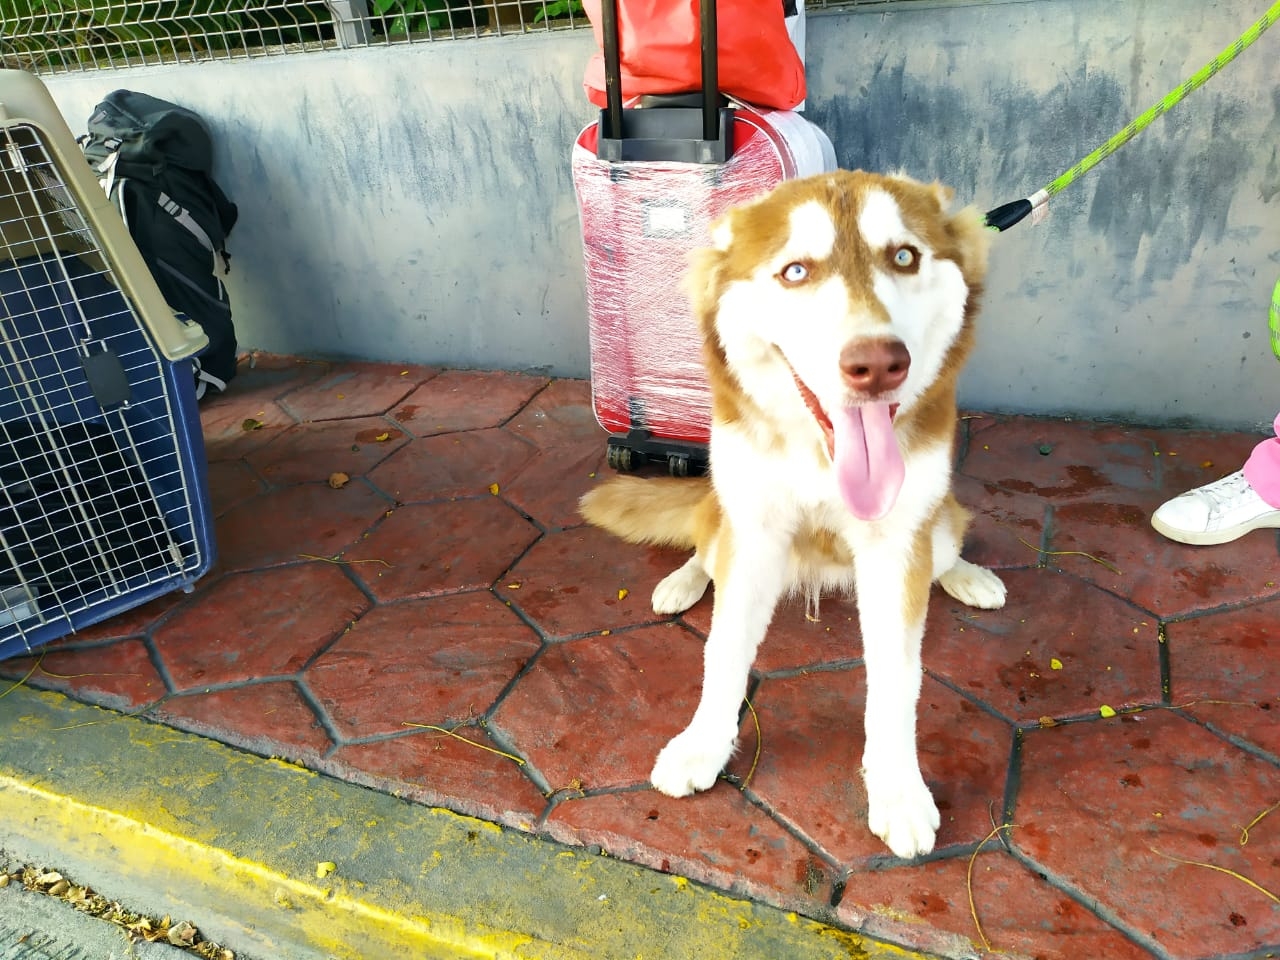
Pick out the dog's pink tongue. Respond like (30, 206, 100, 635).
(833, 404, 904, 521)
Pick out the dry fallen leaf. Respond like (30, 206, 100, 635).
(328, 472, 350, 489)
(241, 418, 264, 432)
(374, 432, 390, 442)
(488, 482, 500, 495)
(1099, 704, 1117, 718)
(1038, 716, 1057, 728)
(1050, 658, 1063, 671)
(617, 588, 629, 601)
(168, 920, 198, 946)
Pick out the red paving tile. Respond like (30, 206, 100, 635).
(1015, 710, 1280, 960)
(0, 638, 166, 710)
(343, 498, 540, 602)
(1165, 599, 1280, 760)
(153, 681, 332, 762)
(10, 366, 1280, 960)
(306, 594, 541, 739)
(389, 369, 549, 437)
(839, 851, 1158, 960)
(152, 564, 370, 689)
(244, 417, 410, 485)
(278, 361, 438, 422)
(544, 786, 837, 915)
(738, 669, 1011, 867)
(496, 525, 687, 639)
(925, 567, 1162, 723)
(489, 624, 706, 793)
(367, 428, 537, 502)
(214, 479, 392, 570)
(323, 727, 549, 830)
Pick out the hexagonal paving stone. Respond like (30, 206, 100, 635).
(951, 472, 1048, 572)
(962, 417, 1157, 499)
(154, 680, 332, 762)
(737, 669, 1011, 867)
(1047, 486, 1280, 617)
(1015, 710, 1280, 960)
(680, 591, 863, 676)
(68, 590, 189, 644)
(503, 378, 606, 449)
(344, 498, 540, 602)
(924, 567, 1161, 723)
(1165, 598, 1280, 759)
(544, 786, 837, 915)
(153, 564, 370, 689)
(214, 480, 392, 571)
(838, 850, 1155, 960)
(199, 393, 295, 462)
(488, 623, 705, 793)
(367, 428, 537, 503)
(207, 459, 265, 518)
(501, 440, 609, 531)
(0, 638, 166, 710)
(496, 525, 687, 639)
(1132, 425, 1266, 495)
(323, 727, 549, 831)
(306, 594, 542, 740)
(245, 417, 410, 486)
(388, 370, 549, 437)
(278, 361, 437, 422)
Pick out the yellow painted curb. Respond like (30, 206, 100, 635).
(0, 686, 935, 960)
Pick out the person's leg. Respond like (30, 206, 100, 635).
(1151, 410, 1280, 545)
(1242, 411, 1280, 509)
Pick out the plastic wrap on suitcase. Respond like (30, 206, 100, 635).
(573, 106, 835, 474)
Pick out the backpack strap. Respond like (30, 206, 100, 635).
(192, 357, 228, 400)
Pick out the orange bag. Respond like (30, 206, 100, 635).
(581, 0, 806, 112)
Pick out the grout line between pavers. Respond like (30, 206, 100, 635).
(1005, 846, 1173, 960)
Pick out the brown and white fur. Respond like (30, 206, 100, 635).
(579, 169, 1007, 859)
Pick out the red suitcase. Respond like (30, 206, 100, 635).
(572, 0, 834, 475)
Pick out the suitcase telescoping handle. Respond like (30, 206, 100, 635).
(596, 0, 734, 164)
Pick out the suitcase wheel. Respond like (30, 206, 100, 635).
(606, 442, 635, 472)
(667, 454, 690, 477)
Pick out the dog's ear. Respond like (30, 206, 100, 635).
(930, 181, 956, 210)
(944, 204, 991, 283)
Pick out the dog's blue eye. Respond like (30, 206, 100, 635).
(893, 246, 916, 268)
(780, 262, 808, 283)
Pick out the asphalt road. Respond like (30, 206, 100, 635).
(0, 881, 194, 960)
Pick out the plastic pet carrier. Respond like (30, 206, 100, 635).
(0, 71, 215, 660)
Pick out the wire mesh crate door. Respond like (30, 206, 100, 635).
(0, 119, 207, 653)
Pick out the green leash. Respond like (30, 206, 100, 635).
(1271, 275, 1280, 362)
(985, 0, 1280, 232)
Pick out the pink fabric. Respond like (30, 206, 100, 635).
(1243, 410, 1280, 508)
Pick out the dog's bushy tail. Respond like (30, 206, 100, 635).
(579, 476, 709, 550)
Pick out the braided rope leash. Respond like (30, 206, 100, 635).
(985, 0, 1280, 232)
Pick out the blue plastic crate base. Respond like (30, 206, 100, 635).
(0, 75, 219, 660)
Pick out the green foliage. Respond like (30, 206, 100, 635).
(533, 0, 583, 23)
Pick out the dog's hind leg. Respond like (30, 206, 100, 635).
(651, 525, 787, 798)
(931, 494, 1006, 610)
(652, 554, 711, 614)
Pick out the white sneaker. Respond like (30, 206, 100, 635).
(1151, 469, 1280, 545)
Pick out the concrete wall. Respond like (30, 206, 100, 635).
(42, 0, 1280, 429)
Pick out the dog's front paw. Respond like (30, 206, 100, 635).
(864, 765, 940, 859)
(650, 726, 736, 797)
(938, 558, 1007, 610)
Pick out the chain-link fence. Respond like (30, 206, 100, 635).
(0, 0, 938, 75)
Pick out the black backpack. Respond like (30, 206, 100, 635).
(80, 90, 240, 398)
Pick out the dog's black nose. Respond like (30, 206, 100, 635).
(839, 339, 911, 395)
